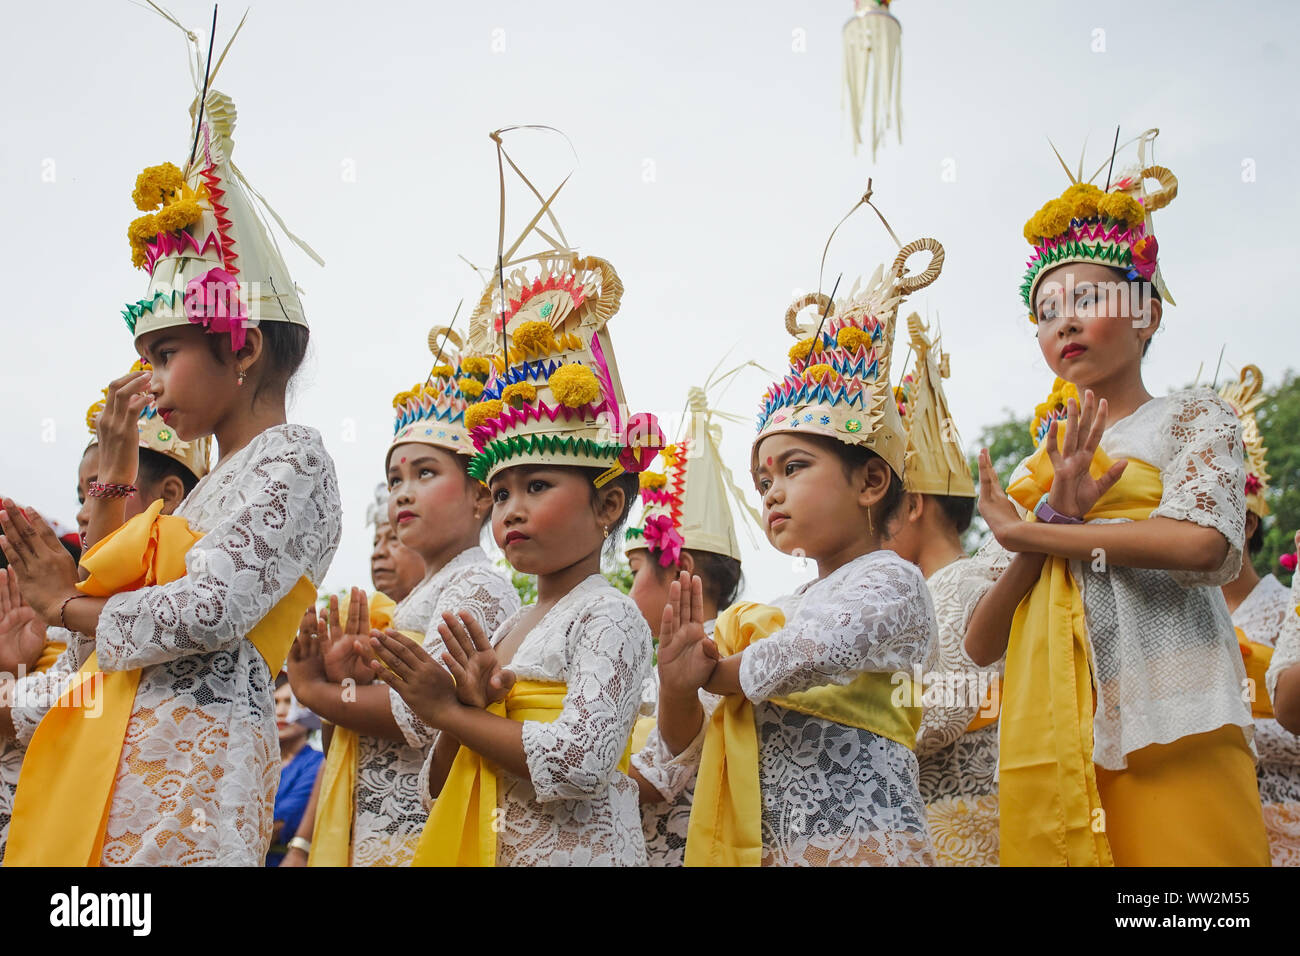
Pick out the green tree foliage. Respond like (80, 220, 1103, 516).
(964, 411, 1036, 551)
(1254, 370, 1299, 585)
(499, 551, 635, 607)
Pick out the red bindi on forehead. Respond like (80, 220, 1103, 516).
(766, 456, 773, 466)
(400, 457, 406, 464)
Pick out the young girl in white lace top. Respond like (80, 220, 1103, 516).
(369, 464, 652, 866)
(0, 318, 342, 866)
(287, 433, 518, 866)
(970, 235, 1270, 863)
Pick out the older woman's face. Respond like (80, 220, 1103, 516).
(274, 683, 306, 752)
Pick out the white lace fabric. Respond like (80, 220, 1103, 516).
(350, 547, 518, 867)
(644, 550, 938, 866)
(35, 425, 343, 866)
(1238, 574, 1300, 866)
(998, 389, 1253, 770)
(420, 574, 652, 866)
(1265, 575, 1300, 705)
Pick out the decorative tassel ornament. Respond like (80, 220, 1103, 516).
(842, 0, 903, 160)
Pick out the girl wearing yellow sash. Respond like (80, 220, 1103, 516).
(0, 17, 343, 865)
(1266, 534, 1300, 735)
(648, 208, 944, 867)
(888, 316, 1005, 867)
(286, 340, 518, 868)
(1216, 367, 1300, 866)
(966, 137, 1269, 866)
(367, 250, 659, 866)
(0, 362, 209, 861)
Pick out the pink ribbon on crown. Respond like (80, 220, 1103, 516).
(644, 514, 684, 567)
(184, 267, 250, 352)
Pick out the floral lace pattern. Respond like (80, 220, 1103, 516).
(87, 425, 340, 865)
(421, 575, 652, 866)
(1234, 575, 1300, 867)
(350, 547, 518, 867)
(1265, 575, 1300, 705)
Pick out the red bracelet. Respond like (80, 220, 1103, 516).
(87, 481, 137, 499)
(59, 593, 89, 630)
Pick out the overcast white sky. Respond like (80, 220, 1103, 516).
(3, 0, 1297, 601)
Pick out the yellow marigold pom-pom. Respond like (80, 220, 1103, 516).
(457, 377, 485, 399)
(464, 399, 504, 431)
(804, 363, 833, 383)
(639, 471, 667, 489)
(132, 163, 185, 212)
(788, 338, 815, 363)
(1063, 183, 1102, 221)
(513, 320, 558, 355)
(392, 387, 418, 409)
(660, 444, 679, 467)
(430, 364, 454, 379)
(836, 327, 872, 352)
(128, 213, 161, 268)
(501, 382, 537, 407)
(548, 363, 600, 408)
(1098, 191, 1144, 226)
(154, 198, 202, 235)
(460, 356, 490, 377)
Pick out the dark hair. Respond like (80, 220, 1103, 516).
(581, 468, 640, 542)
(929, 493, 975, 534)
(137, 447, 200, 498)
(1247, 512, 1265, 555)
(684, 549, 743, 609)
(815, 437, 905, 528)
(206, 321, 310, 401)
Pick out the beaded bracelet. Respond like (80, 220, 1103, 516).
(59, 593, 89, 630)
(87, 481, 137, 499)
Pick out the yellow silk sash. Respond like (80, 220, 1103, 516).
(966, 675, 1001, 733)
(307, 592, 400, 868)
(33, 640, 67, 675)
(1235, 628, 1274, 719)
(999, 444, 1163, 867)
(685, 601, 924, 867)
(411, 680, 633, 867)
(6, 499, 315, 867)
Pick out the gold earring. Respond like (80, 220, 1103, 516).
(602, 525, 610, 539)
(236, 367, 246, 387)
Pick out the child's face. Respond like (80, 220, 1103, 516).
(1033, 262, 1158, 388)
(386, 443, 484, 562)
(370, 519, 427, 602)
(136, 325, 237, 442)
(489, 466, 605, 576)
(752, 433, 871, 563)
(274, 683, 305, 750)
(75, 444, 154, 547)
(627, 548, 674, 631)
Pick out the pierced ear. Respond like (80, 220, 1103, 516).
(235, 326, 265, 368)
(594, 484, 627, 528)
(678, 550, 696, 575)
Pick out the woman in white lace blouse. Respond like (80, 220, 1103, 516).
(1265, 533, 1300, 737)
(969, 248, 1270, 864)
(0, 319, 342, 866)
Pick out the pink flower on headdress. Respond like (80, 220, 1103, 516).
(1245, 474, 1262, 496)
(1130, 235, 1158, 281)
(644, 514, 684, 567)
(184, 267, 250, 351)
(1280, 552, 1298, 573)
(618, 411, 665, 474)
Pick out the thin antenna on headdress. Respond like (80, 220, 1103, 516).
(1104, 126, 1121, 192)
(1211, 344, 1227, 389)
(188, 5, 219, 170)
(810, 274, 843, 357)
(817, 179, 902, 296)
(1047, 138, 1078, 185)
(430, 300, 464, 374)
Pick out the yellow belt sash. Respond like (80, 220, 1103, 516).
(999, 445, 1163, 867)
(685, 601, 923, 867)
(6, 500, 315, 867)
(1235, 628, 1274, 719)
(412, 680, 633, 867)
(306, 592, 401, 868)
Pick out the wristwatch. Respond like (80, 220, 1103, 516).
(1034, 494, 1084, 525)
(288, 836, 312, 854)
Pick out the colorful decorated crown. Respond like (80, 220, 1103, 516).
(895, 314, 975, 497)
(388, 326, 488, 466)
(1021, 131, 1177, 321)
(627, 384, 763, 566)
(123, 13, 321, 348)
(85, 361, 210, 481)
(754, 235, 944, 477)
(463, 254, 662, 485)
(1217, 365, 1271, 517)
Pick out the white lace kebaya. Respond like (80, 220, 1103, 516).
(639, 549, 938, 866)
(419, 574, 652, 866)
(11, 424, 341, 865)
(995, 389, 1252, 770)
(350, 546, 518, 867)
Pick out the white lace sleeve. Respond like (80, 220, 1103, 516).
(94, 434, 340, 671)
(632, 689, 722, 799)
(1149, 390, 1246, 588)
(390, 565, 520, 749)
(914, 560, 1000, 756)
(9, 629, 87, 747)
(1265, 579, 1300, 705)
(738, 553, 936, 703)
(521, 595, 652, 802)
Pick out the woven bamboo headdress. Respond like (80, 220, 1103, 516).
(1217, 365, 1271, 518)
(388, 323, 492, 468)
(895, 315, 974, 497)
(123, 6, 322, 347)
(754, 185, 945, 478)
